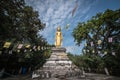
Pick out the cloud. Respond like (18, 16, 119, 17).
(25, 0, 97, 54)
(65, 45, 83, 54)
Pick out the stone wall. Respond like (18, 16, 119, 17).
(32, 47, 83, 79)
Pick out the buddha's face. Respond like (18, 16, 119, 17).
(57, 27, 61, 31)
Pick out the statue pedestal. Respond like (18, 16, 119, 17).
(32, 47, 83, 79)
(52, 47, 66, 53)
(49, 47, 69, 61)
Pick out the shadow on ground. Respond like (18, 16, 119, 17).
(1, 73, 120, 80)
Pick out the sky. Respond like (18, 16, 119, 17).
(25, 0, 120, 55)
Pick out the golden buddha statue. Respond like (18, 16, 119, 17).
(55, 26, 62, 48)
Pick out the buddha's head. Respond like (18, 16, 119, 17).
(57, 26, 61, 31)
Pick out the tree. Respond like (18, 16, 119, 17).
(0, 0, 45, 43)
(0, 0, 48, 76)
(72, 9, 120, 75)
(0, 0, 25, 40)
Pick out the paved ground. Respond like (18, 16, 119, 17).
(1, 73, 120, 80)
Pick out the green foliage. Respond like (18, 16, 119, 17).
(0, 0, 52, 75)
(72, 9, 120, 75)
(0, 0, 45, 43)
(68, 53, 104, 69)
